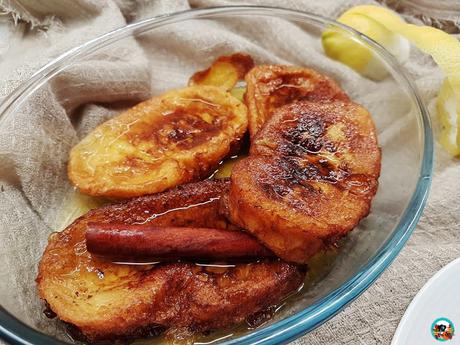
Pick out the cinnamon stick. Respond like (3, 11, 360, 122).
(85, 222, 275, 262)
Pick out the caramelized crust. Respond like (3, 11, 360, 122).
(37, 180, 305, 342)
(228, 101, 380, 263)
(68, 86, 248, 198)
(245, 65, 349, 137)
(189, 53, 255, 90)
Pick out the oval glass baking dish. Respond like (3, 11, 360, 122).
(0, 6, 433, 345)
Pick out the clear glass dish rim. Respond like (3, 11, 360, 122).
(0, 5, 433, 345)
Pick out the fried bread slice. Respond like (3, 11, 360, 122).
(228, 101, 381, 263)
(68, 86, 248, 198)
(189, 53, 254, 91)
(245, 65, 349, 137)
(37, 180, 305, 342)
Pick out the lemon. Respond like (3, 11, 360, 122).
(437, 81, 460, 156)
(322, 11, 409, 80)
(323, 4, 460, 156)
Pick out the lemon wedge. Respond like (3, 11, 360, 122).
(323, 5, 460, 156)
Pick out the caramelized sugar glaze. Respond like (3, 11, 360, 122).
(38, 55, 381, 344)
(68, 86, 248, 198)
(37, 180, 305, 343)
(189, 53, 255, 91)
(245, 65, 349, 137)
(229, 101, 380, 264)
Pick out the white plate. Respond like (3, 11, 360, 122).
(391, 257, 460, 344)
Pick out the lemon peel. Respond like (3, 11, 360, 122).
(437, 80, 459, 155)
(323, 5, 460, 155)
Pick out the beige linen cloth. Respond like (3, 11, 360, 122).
(0, 1, 459, 344)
